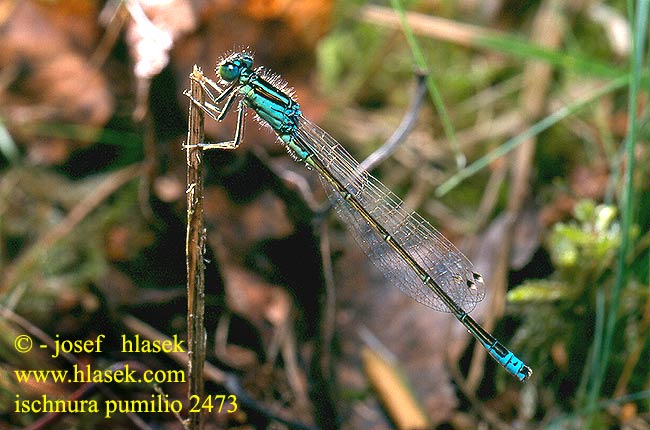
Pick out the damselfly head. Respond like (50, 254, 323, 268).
(218, 52, 254, 82)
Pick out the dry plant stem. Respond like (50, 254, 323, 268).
(358, 71, 427, 172)
(138, 107, 157, 219)
(361, 347, 430, 429)
(475, 163, 509, 230)
(415, 110, 524, 160)
(311, 221, 339, 430)
(185, 65, 206, 430)
(448, 364, 510, 430)
(465, 0, 564, 390)
(251, 145, 321, 210)
(318, 221, 336, 386)
(360, 4, 495, 48)
(279, 320, 313, 418)
(262, 311, 311, 416)
(90, 0, 128, 69)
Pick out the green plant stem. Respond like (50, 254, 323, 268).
(435, 76, 629, 197)
(586, 0, 648, 417)
(389, 0, 465, 168)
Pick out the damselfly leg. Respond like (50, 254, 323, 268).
(184, 68, 245, 150)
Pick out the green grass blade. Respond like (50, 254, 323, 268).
(586, 0, 649, 417)
(389, 0, 466, 168)
(435, 75, 629, 197)
(477, 34, 626, 79)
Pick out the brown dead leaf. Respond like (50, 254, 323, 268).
(569, 163, 609, 200)
(477, 207, 542, 272)
(31, 53, 112, 125)
(0, 1, 114, 163)
(105, 225, 135, 261)
(240, 191, 295, 242)
(243, 0, 332, 44)
(96, 267, 138, 307)
(203, 186, 295, 257)
(540, 194, 576, 227)
(219, 342, 259, 369)
(539, 163, 609, 228)
(222, 264, 292, 330)
(620, 402, 638, 423)
(551, 340, 569, 371)
(34, 0, 103, 51)
(153, 173, 185, 202)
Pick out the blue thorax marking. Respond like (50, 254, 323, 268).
(236, 69, 301, 135)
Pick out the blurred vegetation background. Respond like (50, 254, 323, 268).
(0, 0, 649, 429)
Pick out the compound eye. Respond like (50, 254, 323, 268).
(219, 63, 240, 82)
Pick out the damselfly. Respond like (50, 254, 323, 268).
(185, 51, 532, 382)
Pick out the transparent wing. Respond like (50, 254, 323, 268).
(295, 116, 485, 313)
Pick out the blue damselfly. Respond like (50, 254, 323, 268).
(185, 51, 532, 382)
